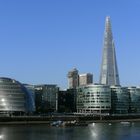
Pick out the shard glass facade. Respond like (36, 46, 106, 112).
(100, 17, 120, 86)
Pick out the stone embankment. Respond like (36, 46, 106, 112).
(0, 115, 140, 125)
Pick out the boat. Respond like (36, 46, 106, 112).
(120, 121, 130, 125)
(65, 121, 88, 127)
(50, 120, 63, 127)
(50, 121, 88, 127)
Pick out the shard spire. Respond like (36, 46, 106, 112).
(100, 16, 120, 86)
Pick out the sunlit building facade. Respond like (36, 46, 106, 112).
(0, 77, 35, 114)
(79, 73, 93, 86)
(68, 68, 79, 89)
(100, 17, 120, 86)
(77, 84, 111, 114)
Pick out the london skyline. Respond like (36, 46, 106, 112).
(0, 0, 140, 89)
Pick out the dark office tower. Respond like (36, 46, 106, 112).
(68, 68, 79, 89)
(100, 17, 120, 86)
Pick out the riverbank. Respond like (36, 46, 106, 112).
(0, 119, 140, 126)
(0, 115, 140, 125)
(88, 118, 140, 123)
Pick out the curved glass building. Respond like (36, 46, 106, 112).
(0, 77, 35, 114)
(77, 84, 111, 114)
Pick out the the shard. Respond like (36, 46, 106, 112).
(100, 16, 120, 86)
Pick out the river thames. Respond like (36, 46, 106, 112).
(0, 122, 140, 140)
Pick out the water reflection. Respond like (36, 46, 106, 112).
(88, 122, 136, 140)
(0, 122, 139, 140)
(0, 134, 4, 139)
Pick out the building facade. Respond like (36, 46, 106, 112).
(24, 84, 36, 111)
(58, 89, 77, 113)
(111, 86, 129, 114)
(77, 84, 111, 114)
(34, 84, 59, 113)
(128, 87, 140, 113)
(79, 73, 93, 86)
(76, 84, 140, 115)
(67, 68, 79, 89)
(100, 16, 120, 86)
(0, 77, 35, 115)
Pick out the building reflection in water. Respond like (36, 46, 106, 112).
(0, 123, 138, 140)
(89, 123, 98, 139)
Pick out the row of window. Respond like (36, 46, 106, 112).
(83, 100, 110, 103)
(87, 106, 110, 109)
(84, 95, 110, 98)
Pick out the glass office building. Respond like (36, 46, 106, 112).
(34, 84, 59, 113)
(111, 86, 129, 114)
(0, 77, 35, 114)
(77, 84, 111, 114)
(24, 84, 36, 112)
(128, 87, 140, 113)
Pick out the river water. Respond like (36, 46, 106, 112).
(0, 122, 140, 140)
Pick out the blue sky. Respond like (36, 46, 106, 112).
(0, 0, 140, 89)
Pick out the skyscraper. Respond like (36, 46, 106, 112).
(100, 16, 120, 86)
(68, 68, 79, 89)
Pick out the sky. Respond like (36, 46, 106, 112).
(0, 0, 140, 89)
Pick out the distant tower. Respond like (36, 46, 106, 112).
(79, 73, 93, 86)
(100, 16, 120, 86)
(68, 68, 79, 89)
